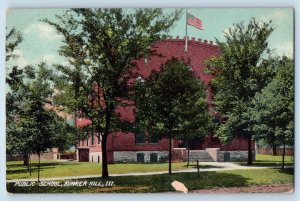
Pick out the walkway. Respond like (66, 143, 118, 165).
(6, 162, 292, 183)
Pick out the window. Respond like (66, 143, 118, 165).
(135, 132, 146, 144)
(137, 153, 145, 163)
(224, 152, 231, 162)
(150, 153, 158, 163)
(86, 130, 89, 146)
(149, 133, 159, 144)
(81, 129, 85, 146)
(91, 129, 94, 145)
(97, 133, 101, 144)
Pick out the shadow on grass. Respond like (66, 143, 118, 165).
(7, 162, 78, 168)
(187, 165, 223, 169)
(7, 171, 250, 193)
(276, 168, 294, 176)
(237, 162, 294, 167)
(6, 165, 59, 175)
(6, 162, 80, 177)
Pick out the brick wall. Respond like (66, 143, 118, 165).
(191, 134, 255, 151)
(107, 131, 170, 152)
(172, 148, 187, 162)
(257, 148, 294, 156)
(76, 39, 252, 157)
(59, 153, 76, 160)
(7, 151, 58, 161)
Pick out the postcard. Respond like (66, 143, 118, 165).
(6, 8, 294, 193)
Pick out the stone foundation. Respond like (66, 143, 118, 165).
(113, 151, 168, 163)
(187, 149, 255, 162)
(218, 151, 256, 162)
(82, 149, 255, 163)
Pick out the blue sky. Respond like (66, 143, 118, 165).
(6, 8, 294, 69)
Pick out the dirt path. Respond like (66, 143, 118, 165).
(190, 183, 293, 193)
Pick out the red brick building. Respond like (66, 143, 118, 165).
(76, 37, 255, 163)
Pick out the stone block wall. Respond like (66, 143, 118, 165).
(183, 149, 256, 162)
(113, 151, 168, 163)
(218, 151, 256, 162)
(110, 149, 256, 163)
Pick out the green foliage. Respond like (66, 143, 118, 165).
(44, 8, 182, 133)
(250, 57, 294, 147)
(136, 58, 211, 142)
(6, 62, 75, 156)
(6, 27, 23, 62)
(44, 9, 181, 177)
(206, 19, 274, 142)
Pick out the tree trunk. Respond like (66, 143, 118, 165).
(168, 136, 172, 175)
(74, 109, 79, 161)
(101, 134, 109, 178)
(247, 134, 253, 165)
(187, 147, 190, 167)
(37, 152, 41, 182)
(102, 104, 113, 179)
(281, 141, 286, 170)
(23, 153, 29, 166)
(272, 145, 277, 156)
(29, 157, 32, 176)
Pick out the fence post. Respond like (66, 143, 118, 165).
(197, 160, 199, 175)
(187, 148, 190, 167)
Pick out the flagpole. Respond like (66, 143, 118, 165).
(184, 8, 188, 53)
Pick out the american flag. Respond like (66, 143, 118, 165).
(187, 13, 203, 30)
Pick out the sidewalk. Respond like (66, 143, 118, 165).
(7, 162, 292, 183)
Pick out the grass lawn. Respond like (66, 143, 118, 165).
(7, 160, 207, 180)
(7, 168, 294, 193)
(237, 154, 294, 167)
(7, 154, 294, 180)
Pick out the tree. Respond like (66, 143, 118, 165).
(6, 27, 23, 122)
(44, 8, 181, 178)
(206, 19, 274, 165)
(135, 58, 211, 174)
(6, 27, 26, 163)
(251, 57, 294, 169)
(6, 62, 75, 180)
(6, 27, 22, 62)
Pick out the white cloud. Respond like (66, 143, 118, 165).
(24, 22, 62, 41)
(274, 41, 294, 58)
(11, 50, 58, 68)
(40, 54, 57, 63)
